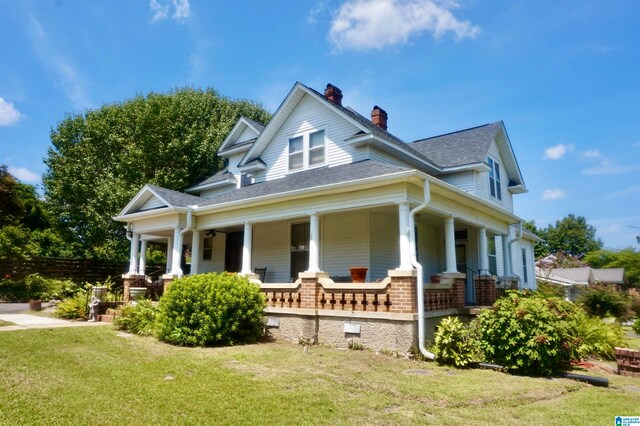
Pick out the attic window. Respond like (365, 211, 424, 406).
(488, 156, 502, 200)
(288, 130, 326, 172)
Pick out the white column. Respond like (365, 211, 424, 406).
(478, 226, 489, 274)
(398, 202, 412, 270)
(165, 236, 173, 273)
(128, 232, 140, 274)
(241, 222, 253, 274)
(138, 239, 148, 276)
(444, 216, 457, 273)
(190, 230, 201, 275)
(307, 214, 320, 273)
(171, 227, 183, 276)
(502, 235, 512, 276)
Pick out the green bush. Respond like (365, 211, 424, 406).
(433, 316, 480, 367)
(536, 281, 566, 299)
(0, 274, 81, 302)
(477, 291, 577, 376)
(629, 295, 640, 319)
(156, 273, 266, 346)
(0, 278, 29, 301)
(568, 311, 624, 360)
(578, 284, 629, 319)
(54, 291, 89, 320)
(114, 299, 158, 336)
(633, 319, 640, 335)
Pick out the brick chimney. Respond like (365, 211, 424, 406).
(371, 105, 388, 131)
(324, 84, 343, 106)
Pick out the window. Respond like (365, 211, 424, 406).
(487, 157, 502, 200)
(288, 130, 325, 171)
(522, 248, 528, 284)
(290, 223, 310, 280)
(202, 236, 213, 261)
(488, 236, 497, 275)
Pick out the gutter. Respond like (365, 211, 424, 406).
(409, 179, 435, 360)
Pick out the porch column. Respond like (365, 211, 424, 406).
(502, 235, 512, 276)
(397, 202, 412, 270)
(190, 230, 201, 275)
(138, 239, 148, 276)
(165, 236, 173, 274)
(444, 216, 457, 273)
(170, 227, 183, 276)
(307, 214, 320, 273)
(478, 226, 489, 274)
(128, 232, 140, 274)
(241, 222, 253, 275)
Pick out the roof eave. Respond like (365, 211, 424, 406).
(186, 177, 237, 193)
(113, 206, 184, 222)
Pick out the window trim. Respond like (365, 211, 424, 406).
(522, 248, 528, 284)
(287, 128, 328, 173)
(487, 156, 502, 200)
(202, 236, 213, 262)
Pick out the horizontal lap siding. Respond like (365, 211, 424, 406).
(322, 211, 370, 279)
(439, 171, 475, 195)
(369, 211, 398, 281)
(236, 126, 258, 145)
(140, 197, 166, 211)
(261, 95, 363, 181)
(253, 221, 289, 283)
(417, 223, 440, 280)
(482, 142, 514, 212)
(198, 233, 225, 274)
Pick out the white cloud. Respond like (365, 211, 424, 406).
(28, 16, 91, 109)
(0, 97, 24, 126)
(8, 166, 39, 183)
(543, 143, 572, 160)
(541, 189, 566, 201)
(151, 0, 190, 23)
(328, 0, 480, 51)
(582, 163, 640, 175)
(582, 149, 601, 159)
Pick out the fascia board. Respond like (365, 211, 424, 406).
(497, 123, 526, 190)
(238, 162, 266, 172)
(218, 143, 252, 157)
(347, 133, 441, 173)
(439, 162, 488, 173)
(187, 177, 236, 192)
(218, 117, 261, 154)
(117, 184, 173, 217)
(113, 206, 184, 222)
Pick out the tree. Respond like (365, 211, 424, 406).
(43, 87, 271, 262)
(523, 220, 547, 259)
(536, 214, 602, 258)
(584, 248, 640, 287)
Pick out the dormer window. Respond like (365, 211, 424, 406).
(288, 130, 326, 172)
(487, 156, 502, 200)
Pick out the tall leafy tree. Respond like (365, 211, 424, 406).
(44, 87, 271, 262)
(537, 214, 602, 258)
(584, 248, 640, 287)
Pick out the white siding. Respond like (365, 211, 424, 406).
(235, 126, 258, 145)
(417, 223, 440, 280)
(140, 196, 166, 211)
(367, 146, 412, 168)
(322, 211, 370, 279)
(227, 152, 245, 180)
(261, 94, 363, 181)
(439, 171, 475, 195)
(477, 142, 514, 212)
(369, 211, 399, 281)
(252, 221, 289, 283)
(495, 234, 505, 276)
(198, 233, 226, 274)
(199, 185, 236, 199)
(511, 239, 537, 290)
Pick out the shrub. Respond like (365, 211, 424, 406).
(0, 274, 81, 302)
(477, 290, 577, 376)
(54, 291, 89, 320)
(568, 311, 624, 360)
(633, 319, 640, 335)
(433, 316, 480, 367)
(156, 273, 266, 346)
(578, 284, 628, 319)
(536, 281, 566, 299)
(114, 299, 158, 336)
(0, 278, 29, 301)
(629, 295, 640, 319)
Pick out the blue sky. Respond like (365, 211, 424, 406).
(1, 0, 639, 250)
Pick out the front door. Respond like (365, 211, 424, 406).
(456, 243, 474, 305)
(225, 231, 243, 273)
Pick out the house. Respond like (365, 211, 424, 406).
(535, 264, 626, 301)
(114, 82, 537, 354)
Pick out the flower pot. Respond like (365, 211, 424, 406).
(430, 275, 441, 284)
(28, 299, 42, 311)
(129, 287, 147, 303)
(349, 267, 368, 283)
(92, 286, 108, 300)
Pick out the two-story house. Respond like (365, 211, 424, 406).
(114, 82, 537, 354)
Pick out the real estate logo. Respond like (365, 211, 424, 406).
(616, 416, 640, 426)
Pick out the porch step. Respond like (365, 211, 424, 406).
(98, 314, 114, 323)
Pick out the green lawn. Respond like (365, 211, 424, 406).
(0, 327, 638, 425)
(0, 319, 14, 327)
(623, 326, 640, 349)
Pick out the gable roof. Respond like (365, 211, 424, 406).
(186, 169, 236, 193)
(117, 184, 203, 217)
(218, 116, 266, 156)
(410, 122, 501, 168)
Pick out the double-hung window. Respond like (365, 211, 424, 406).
(487, 156, 502, 200)
(288, 130, 326, 172)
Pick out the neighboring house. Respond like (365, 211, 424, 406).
(114, 82, 537, 352)
(535, 263, 626, 301)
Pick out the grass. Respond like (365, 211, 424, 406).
(0, 319, 14, 327)
(0, 327, 639, 425)
(623, 325, 640, 349)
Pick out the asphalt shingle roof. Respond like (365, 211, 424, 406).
(186, 169, 236, 191)
(242, 117, 265, 132)
(147, 184, 204, 208)
(197, 160, 411, 207)
(409, 122, 502, 168)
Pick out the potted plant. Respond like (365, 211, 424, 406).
(24, 274, 46, 311)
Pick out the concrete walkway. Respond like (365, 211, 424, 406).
(0, 313, 110, 332)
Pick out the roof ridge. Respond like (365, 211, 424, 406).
(411, 121, 502, 144)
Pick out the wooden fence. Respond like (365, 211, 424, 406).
(0, 257, 133, 285)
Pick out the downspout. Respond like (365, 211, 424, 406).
(507, 222, 523, 284)
(409, 179, 435, 360)
(177, 205, 197, 277)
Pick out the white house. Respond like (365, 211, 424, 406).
(114, 82, 538, 353)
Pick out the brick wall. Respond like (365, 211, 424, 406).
(475, 277, 498, 306)
(616, 347, 640, 377)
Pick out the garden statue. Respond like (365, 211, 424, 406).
(88, 295, 100, 322)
